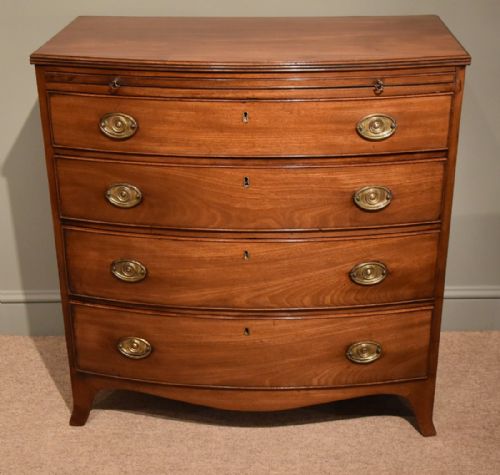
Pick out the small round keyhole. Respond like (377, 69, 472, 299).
(243, 250, 250, 260)
(242, 111, 249, 123)
(243, 327, 251, 336)
(243, 176, 250, 188)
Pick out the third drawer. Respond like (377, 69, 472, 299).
(65, 227, 439, 309)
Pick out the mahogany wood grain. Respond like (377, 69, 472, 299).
(49, 93, 452, 157)
(30, 16, 470, 71)
(64, 227, 439, 310)
(45, 69, 455, 90)
(34, 69, 82, 378)
(46, 83, 455, 101)
(44, 68, 455, 100)
(55, 150, 447, 166)
(43, 64, 457, 79)
(70, 371, 437, 435)
(56, 157, 445, 231)
(418, 68, 467, 437)
(62, 220, 441, 242)
(31, 16, 469, 435)
(72, 303, 431, 388)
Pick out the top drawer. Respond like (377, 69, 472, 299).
(48, 93, 451, 157)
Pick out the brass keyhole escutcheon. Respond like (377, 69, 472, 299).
(243, 176, 250, 188)
(243, 327, 251, 336)
(242, 111, 249, 123)
(243, 250, 251, 260)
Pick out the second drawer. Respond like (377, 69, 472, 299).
(65, 228, 439, 309)
(57, 157, 445, 231)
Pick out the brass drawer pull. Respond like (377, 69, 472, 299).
(99, 112, 138, 139)
(350, 261, 388, 286)
(346, 341, 382, 364)
(108, 77, 121, 93)
(356, 114, 397, 141)
(105, 183, 143, 208)
(373, 79, 384, 95)
(353, 185, 392, 211)
(111, 259, 147, 282)
(117, 337, 152, 359)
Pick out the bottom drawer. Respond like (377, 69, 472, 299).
(72, 304, 432, 388)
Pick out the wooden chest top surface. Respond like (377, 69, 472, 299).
(30, 16, 470, 71)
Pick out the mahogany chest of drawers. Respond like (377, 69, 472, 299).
(31, 16, 470, 436)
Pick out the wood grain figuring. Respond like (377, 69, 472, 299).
(72, 303, 431, 388)
(45, 69, 456, 90)
(30, 16, 470, 71)
(64, 227, 439, 309)
(49, 94, 452, 157)
(68, 371, 437, 435)
(31, 16, 469, 434)
(46, 83, 455, 101)
(56, 157, 445, 231)
(44, 68, 455, 100)
(55, 150, 447, 166)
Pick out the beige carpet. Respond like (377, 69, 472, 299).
(1, 332, 499, 474)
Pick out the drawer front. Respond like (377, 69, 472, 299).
(73, 304, 431, 387)
(65, 228, 439, 309)
(50, 94, 451, 157)
(57, 158, 445, 230)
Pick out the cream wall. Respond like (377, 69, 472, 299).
(1, 0, 499, 334)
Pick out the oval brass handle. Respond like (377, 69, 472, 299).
(111, 259, 147, 283)
(99, 112, 138, 139)
(117, 337, 152, 359)
(105, 183, 143, 208)
(356, 114, 397, 141)
(346, 341, 382, 364)
(353, 185, 392, 211)
(350, 261, 388, 286)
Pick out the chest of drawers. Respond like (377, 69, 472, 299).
(31, 16, 470, 436)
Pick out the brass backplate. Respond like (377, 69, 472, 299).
(346, 341, 382, 364)
(117, 337, 152, 359)
(105, 183, 143, 208)
(353, 185, 392, 211)
(111, 259, 147, 283)
(350, 261, 388, 286)
(356, 113, 397, 141)
(99, 112, 138, 139)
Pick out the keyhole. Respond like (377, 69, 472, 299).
(243, 250, 250, 260)
(242, 111, 249, 123)
(243, 327, 251, 336)
(243, 176, 250, 188)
